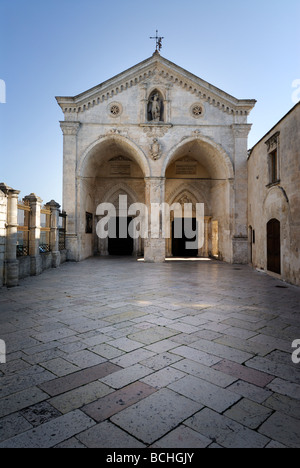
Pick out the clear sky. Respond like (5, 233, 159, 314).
(0, 0, 299, 206)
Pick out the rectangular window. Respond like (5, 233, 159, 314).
(269, 149, 278, 184)
(265, 132, 280, 187)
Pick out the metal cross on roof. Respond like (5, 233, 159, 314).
(150, 30, 164, 53)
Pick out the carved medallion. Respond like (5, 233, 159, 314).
(150, 138, 162, 160)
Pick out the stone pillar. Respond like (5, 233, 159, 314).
(231, 124, 252, 264)
(24, 193, 43, 276)
(5, 186, 20, 287)
(45, 200, 61, 268)
(144, 177, 166, 262)
(203, 217, 211, 258)
(60, 121, 80, 261)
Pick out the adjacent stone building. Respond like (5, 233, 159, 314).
(248, 102, 300, 286)
(56, 52, 256, 264)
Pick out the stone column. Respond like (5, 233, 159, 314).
(60, 121, 80, 261)
(24, 193, 43, 276)
(144, 177, 166, 262)
(5, 186, 20, 287)
(45, 200, 61, 268)
(231, 124, 252, 264)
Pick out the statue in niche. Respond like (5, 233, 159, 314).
(148, 91, 163, 122)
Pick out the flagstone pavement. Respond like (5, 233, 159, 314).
(0, 257, 300, 448)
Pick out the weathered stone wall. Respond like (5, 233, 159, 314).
(248, 102, 300, 286)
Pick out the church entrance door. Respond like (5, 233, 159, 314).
(172, 218, 198, 257)
(108, 217, 134, 256)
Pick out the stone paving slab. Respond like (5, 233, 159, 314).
(38, 362, 122, 397)
(77, 420, 146, 448)
(185, 408, 270, 448)
(1, 257, 300, 448)
(49, 381, 114, 414)
(111, 388, 202, 445)
(168, 375, 241, 413)
(0, 410, 95, 448)
(258, 412, 300, 448)
(224, 398, 273, 429)
(152, 425, 212, 448)
(213, 359, 275, 388)
(82, 381, 157, 422)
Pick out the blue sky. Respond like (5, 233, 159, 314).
(0, 0, 299, 205)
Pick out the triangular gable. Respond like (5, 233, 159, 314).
(56, 52, 256, 116)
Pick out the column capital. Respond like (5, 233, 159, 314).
(0, 183, 20, 197)
(231, 124, 252, 138)
(60, 121, 81, 136)
(144, 177, 166, 186)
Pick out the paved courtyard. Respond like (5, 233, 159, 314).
(0, 257, 300, 448)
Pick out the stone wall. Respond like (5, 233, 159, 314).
(248, 102, 300, 286)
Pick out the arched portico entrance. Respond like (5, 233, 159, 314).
(164, 136, 234, 262)
(76, 135, 149, 260)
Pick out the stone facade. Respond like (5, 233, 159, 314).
(248, 102, 300, 286)
(57, 52, 256, 263)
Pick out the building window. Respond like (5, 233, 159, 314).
(265, 132, 280, 186)
(269, 149, 278, 184)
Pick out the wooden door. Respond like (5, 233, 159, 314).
(267, 219, 281, 274)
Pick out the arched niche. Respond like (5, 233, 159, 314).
(147, 89, 165, 122)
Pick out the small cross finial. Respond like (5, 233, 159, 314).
(150, 29, 164, 53)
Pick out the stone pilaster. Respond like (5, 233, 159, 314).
(231, 124, 252, 264)
(60, 121, 80, 261)
(144, 177, 166, 262)
(45, 200, 61, 268)
(24, 193, 43, 276)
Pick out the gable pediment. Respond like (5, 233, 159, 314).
(56, 53, 256, 117)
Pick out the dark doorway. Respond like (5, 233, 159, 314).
(172, 218, 198, 257)
(267, 219, 281, 274)
(108, 217, 134, 256)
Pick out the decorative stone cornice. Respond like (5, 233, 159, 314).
(60, 121, 81, 136)
(56, 55, 256, 117)
(265, 131, 280, 152)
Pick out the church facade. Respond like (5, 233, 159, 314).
(56, 52, 256, 264)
